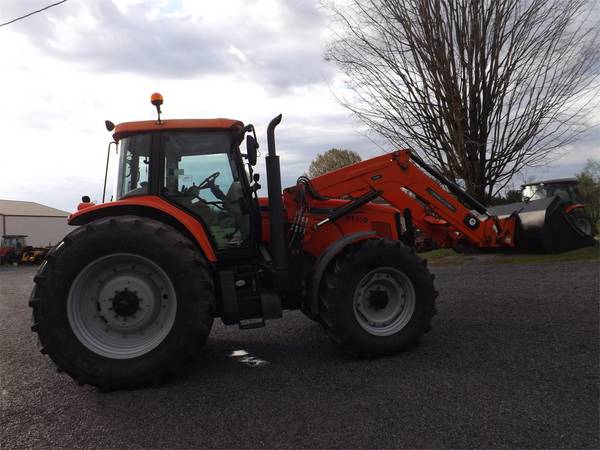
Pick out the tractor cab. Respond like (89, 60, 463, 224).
(1, 234, 27, 251)
(104, 94, 261, 254)
(113, 123, 256, 250)
(0, 235, 28, 265)
(521, 178, 581, 204)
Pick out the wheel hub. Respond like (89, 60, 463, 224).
(112, 288, 140, 317)
(353, 267, 416, 336)
(573, 217, 592, 236)
(367, 289, 389, 311)
(67, 253, 177, 359)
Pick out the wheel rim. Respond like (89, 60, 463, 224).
(353, 267, 416, 337)
(67, 253, 177, 359)
(573, 217, 592, 236)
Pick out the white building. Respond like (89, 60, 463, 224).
(0, 199, 74, 247)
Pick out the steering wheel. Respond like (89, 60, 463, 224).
(197, 171, 220, 190)
(184, 172, 225, 210)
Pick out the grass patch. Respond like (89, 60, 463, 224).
(418, 248, 456, 260)
(493, 245, 598, 265)
(420, 245, 598, 266)
(418, 248, 474, 266)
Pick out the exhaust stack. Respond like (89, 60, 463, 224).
(265, 114, 288, 290)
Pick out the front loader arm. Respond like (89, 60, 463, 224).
(304, 150, 515, 248)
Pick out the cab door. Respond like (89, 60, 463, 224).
(160, 131, 253, 252)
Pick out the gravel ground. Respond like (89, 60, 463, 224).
(1, 258, 598, 449)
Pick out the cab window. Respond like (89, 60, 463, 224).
(117, 134, 151, 199)
(162, 132, 249, 249)
(550, 186, 571, 202)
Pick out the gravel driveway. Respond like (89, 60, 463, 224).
(1, 258, 598, 449)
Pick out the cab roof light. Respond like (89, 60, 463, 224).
(151, 92, 164, 124)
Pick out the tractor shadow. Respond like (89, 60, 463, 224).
(167, 308, 597, 394)
(173, 318, 351, 382)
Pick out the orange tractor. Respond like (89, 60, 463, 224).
(30, 94, 592, 390)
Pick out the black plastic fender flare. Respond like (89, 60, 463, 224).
(308, 231, 377, 318)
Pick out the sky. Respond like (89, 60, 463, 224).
(0, 0, 598, 212)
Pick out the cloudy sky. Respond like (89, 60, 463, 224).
(1, 0, 598, 212)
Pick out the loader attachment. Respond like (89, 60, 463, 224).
(487, 196, 596, 253)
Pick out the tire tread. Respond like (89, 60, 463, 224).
(318, 238, 437, 357)
(30, 215, 214, 391)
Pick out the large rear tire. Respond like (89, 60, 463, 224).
(29, 215, 214, 391)
(319, 239, 437, 357)
(568, 209, 597, 237)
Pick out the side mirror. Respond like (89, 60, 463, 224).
(246, 135, 258, 166)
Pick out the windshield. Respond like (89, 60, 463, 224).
(523, 185, 547, 201)
(117, 134, 152, 199)
(523, 184, 574, 202)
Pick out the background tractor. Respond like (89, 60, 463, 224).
(0, 235, 26, 265)
(521, 178, 597, 237)
(30, 94, 593, 390)
(1, 235, 49, 265)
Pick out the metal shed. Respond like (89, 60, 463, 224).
(0, 200, 73, 247)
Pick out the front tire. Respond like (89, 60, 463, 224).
(568, 209, 597, 237)
(319, 239, 437, 357)
(30, 215, 215, 390)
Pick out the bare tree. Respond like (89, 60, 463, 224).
(326, 0, 600, 201)
(308, 148, 362, 177)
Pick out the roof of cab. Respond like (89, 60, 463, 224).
(522, 177, 578, 187)
(113, 118, 244, 141)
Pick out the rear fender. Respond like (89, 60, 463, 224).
(68, 196, 217, 261)
(565, 203, 585, 214)
(308, 231, 377, 318)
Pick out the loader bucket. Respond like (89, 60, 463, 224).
(487, 196, 596, 253)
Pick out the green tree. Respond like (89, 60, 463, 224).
(308, 148, 362, 178)
(576, 159, 600, 227)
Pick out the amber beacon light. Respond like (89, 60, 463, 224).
(151, 92, 164, 123)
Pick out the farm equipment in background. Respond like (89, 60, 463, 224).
(482, 177, 597, 253)
(29, 94, 595, 391)
(19, 247, 50, 264)
(521, 178, 597, 237)
(0, 235, 50, 265)
(1, 235, 26, 265)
